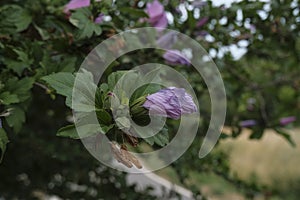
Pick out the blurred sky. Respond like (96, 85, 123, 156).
(211, 0, 270, 7)
(211, 0, 243, 7)
(209, 0, 270, 59)
(169, 0, 272, 60)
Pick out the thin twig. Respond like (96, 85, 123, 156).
(34, 82, 49, 91)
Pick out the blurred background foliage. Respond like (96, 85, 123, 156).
(0, 0, 299, 199)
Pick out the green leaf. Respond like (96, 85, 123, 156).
(143, 126, 169, 147)
(130, 67, 162, 102)
(5, 105, 25, 133)
(108, 71, 141, 104)
(100, 83, 109, 93)
(130, 83, 161, 103)
(4, 49, 33, 76)
(95, 84, 109, 109)
(72, 70, 98, 112)
(13, 49, 33, 65)
(69, 8, 102, 39)
(57, 123, 113, 139)
(39, 53, 76, 74)
(6, 77, 34, 102)
(96, 109, 112, 125)
(59, 57, 77, 72)
(4, 60, 27, 76)
(277, 86, 295, 103)
(119, 7, 148, 18)
(107, 71, 127, 91)
(42, 72, 75, 108)
(0, 5, 32, 34)
(152, 127, 169, 147)
(57, 124, 79, 139)
(115, 116, 131, 130)
(42, 71, 98, 111)
(274, 128, 296, 147)
(0, 129, 9, 162)
(0, 92, 19, 105)
(69, 8, 91, 28)
(33, 24, 50, 40)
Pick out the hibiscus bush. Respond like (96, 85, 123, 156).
(0, 0, 299, 199)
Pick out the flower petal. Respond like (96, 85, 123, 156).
(143, 87, 197, 119)
(64, 0, 90, 13)
(146, 0, 165, 22)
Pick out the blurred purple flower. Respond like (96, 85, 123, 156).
(280, 116, 296, 126)
(239, 120, 257, 127)
(95, 13, 104, 24)
(196, 17, 209, 28)
(192, 1, 207, 8)
(194, 30, 208, 37)
(143, 87, 197, 119)
(146, 0, 168, 28)
(163, 50, 190, 66)
(250, 24, 256, 32)
(156, 32, 178, 49)
(64, 0, 90, 13)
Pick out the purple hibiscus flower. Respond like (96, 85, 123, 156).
(146, 0, 168, 28)
(196, 17, 209, 28)
(95, 13, 105, 24)
(156, 32, 178, 49)
(239, 119, 257, 127)
(163, 50, 191, 66)
(64, 0, 91, 13)
(279, 116, 296, 126)
(143, 87, 197, 119)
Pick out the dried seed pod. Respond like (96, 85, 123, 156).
(120, 145, 142, 169)
(110, 142, 142, 169)
(125, 134, 139, 147)
(126, 151, 143, 169)
(110, 142, 133, 168)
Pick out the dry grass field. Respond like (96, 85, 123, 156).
(220, 128, 300, 189)
(156, 127, 300, 199)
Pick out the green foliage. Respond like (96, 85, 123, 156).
(4, 49, 33, 76)
(0, 5, 32, 34)
(0, 0, 299, 199)
(143, 126, 169, 147)
(4, 77, 34, 103)
(5, 105, 26, 133)
(57, 123, 114, 139)
(0, 129, 9, 162)
(69, 8, 102, 39)
(42, 72, 75, 108)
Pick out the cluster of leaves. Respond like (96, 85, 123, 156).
(42, 69, 169, 148)
(212, 0, 300, 142)
(0, 0, 162, 198)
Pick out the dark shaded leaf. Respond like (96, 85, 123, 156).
(42, 72, 75, 108)
(5, 105, 25, 133)
(0, 129, 9, 162)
